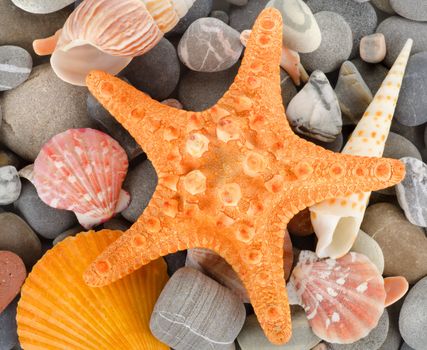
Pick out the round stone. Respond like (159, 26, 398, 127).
(11, 0, 73, 13)
(377, 16, 427, 67)
(399, 276, 427, 350)
(122, 38, 180, 101)
(306, 0, 377, 58)
(0, 46, 32, 91)
(0, 251, 26, 314)
(0, 298, 18, 350)
(266, 0, 321, 53)
(178, 18, 243, 72)
(229, 0, 270, 32)
(351, 229, 384, 274)
(0, 166, 21, 205)
(360, 33, 386, 64)
(168, 0, 213, 35)
(300, 11, 352, 73)
(0, 63, 95, 161)
(210, 10, 229, 23)
(371, 0, 395, 14)
(389, 0, 427, 21)
(395, 52, 427, 127)
(0, 212, 41, 269)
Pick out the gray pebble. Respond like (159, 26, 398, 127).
(328, 310, 389, 350)
(390, 119, 425, 151)
(287, 70, 342, 142)
(122, 38, 180, 101)
(371, 0, 395, 14)
(52, 225, 84, 246)
(335, 61, 373, 124)
(178, 18, 243, 72)
(229, 0, 270, 32)
(0, 297, 18, 350)
(377, 16, 427, 67)
(0, 166, 21, 205)
(304, 133, 343, 152)
(210, 10, 229, 23)
(300, 11, 352, 73)
(378, 301, 403, 350)
(150, 267, 246, 350)
(227, 0, 248, 5)
(14, 180, 77, 239)
(121, 160, 157, 223)
(389, 0, 427, 21)
(400, 343, 415, 350)
(0, 148, 21, 169)
(179, 62, 239, 111)
(212, 0, 231, 11)
(0, 63, 95, 161)
(306, 0, 377, 58)
(0, 46, 32, 91)
(169, 0, 213, 35)
(399, 276, 427, 350)
(395, 52, 427, 127)
(102, 217, 131, 231)
(0, 212, 41, 269)
(87, 92, 142, 160)
(350, 58, 389, 94)
(11, 0, 73, 14)
(396, 157, 427, 227)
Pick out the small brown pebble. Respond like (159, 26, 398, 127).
(0, 251, 26, 313)
(288, 208, 314, 236)
(360, 33, 386, 64)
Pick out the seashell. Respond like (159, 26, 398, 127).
(384, 276, 409, 307)
(33, 0, 196, 86)
(186, 229, 294, 303)
(33, 128, 130, 229)
(18, 164, 35, 185)
(309, 39, 413, 259)
(289, 251, 386, 344)
(17, 230, 169, 350)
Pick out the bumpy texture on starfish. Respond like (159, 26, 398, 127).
(84, 8, 405, 344)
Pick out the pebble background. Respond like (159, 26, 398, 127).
(0, 0, 426, 349)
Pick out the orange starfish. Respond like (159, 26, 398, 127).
(84, 8, 405, 344)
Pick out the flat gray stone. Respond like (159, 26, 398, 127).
(169, 0, 213, 35)
(0, 166, 21, 205)
(379, 301, 403, 350)
(0, 297, 18, 350)
(300, 11, 352, 73)
(229, 0, 270, 32)
(390, 0, 427, 21)
(399, 276, 427, 350)
(178, 18, 243, 72)
(371, 0, 395, 14)
(287, 70, 342, 142)
(11, 0, 73, 14)
(210, 10, 229, 23)
(150, 267, 246, 350)
(390, 120, 425, 151)
(351, 58, 389, 94)
(0, 46, 32, 91)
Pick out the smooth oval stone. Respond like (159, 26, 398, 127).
(169, 0, 213, 35)
(306, 0, 377, 58)
(335, 61, 373, 124)
(389, 0, 427, 21)
(351, 58, 389, 94)
(266, 0, 321, 53)
(287, 70, 342, 142)
(390, 120, 425, 151)
(0, 63, 95, 161)
(14, 180, 77, 239)
(121, 160, 158, 223)
(372, 0, 395, 14)
(300, 11, 352, 73)
(0, 251, 25, 314)
(122, 38, 180, 101)
(0, 297, 18, 350)
(396, 157, 427, 227)
(0, 166, 21, 205)
(399, 276, 427, 350)
(210, 10, 229, 23)
(378, 300, 402, 350)
(360, 33, 386, 64)
(304, 132, 344, 152)
(0, 46, 32, 91)
(351, 229, 384, 274)
(377, 17, 427, 67)
(395, 52, 427, 127)
(361, 203, 427, 284)
(0, 212, 41, 269)
(229, 0, 270, 32)
(11, 0, 73, 14)
(150, 267, 246, 350)
(178, 18, 243, 72)
(237, 306, 320, 349)
(328, 310, 389, 350)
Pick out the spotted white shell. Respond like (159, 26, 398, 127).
(289, 251, 386, 344)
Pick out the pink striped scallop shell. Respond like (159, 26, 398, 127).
(34, 129, 130, 229)
(290, 251, 386, 344)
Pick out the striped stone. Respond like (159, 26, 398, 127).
(0, 46, 32, 91)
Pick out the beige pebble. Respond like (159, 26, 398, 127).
(360, 33, 386, 64)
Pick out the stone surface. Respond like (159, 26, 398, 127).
(210, 10, 229, 23)
(395, 52, 427, 127)
(389, 0, 427, 21)
(396, 157, 427, 227)
(351, 58, 389, 94)
(377, 17, 427, 67)
(328, 310, 389, 350)
(0, 45, 32, 91)
(0, 297, 18, 350)
(361, 203, 427, 284)
(0, 63, 95, 161)
(179, 62, 239, 111)
(287, 70, 342, 142)
(391, 120, 425, 151)
(52, 225, 84, 246)
(306, 0, 377, 58)
(300, 12, 352, 73)
(164, 251, 188, 276)
(335, 61, 373, 124)
(0, 166, 21, 205)
(178, 18, 243, 72)
(237, 306, 320, 349)
(351, 229, 384, 274)
(122, 39, 180, 101)
(14, 180, 77, 239)
(305, 133, 343, 152)
(11, 0, 73, 14)
(360, 33, 386, 64)
(0, 212, 41, 269)
(121, 160, 158, 223)
(266, 0, 321, 53)
(0, 251, 26, 314)
(87, 92, 142, 159)
(102, 217, 131, 231)
(229, 0, 270, 32)
(400, 344, 415, 350)
(150, 267, 246, 350)
(399, 276, 427, 350)
(372, 0, 395, 14)
(169, 0, 213, 35)
(379, 301, 403, 350)
(0, 148, 21, 169)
